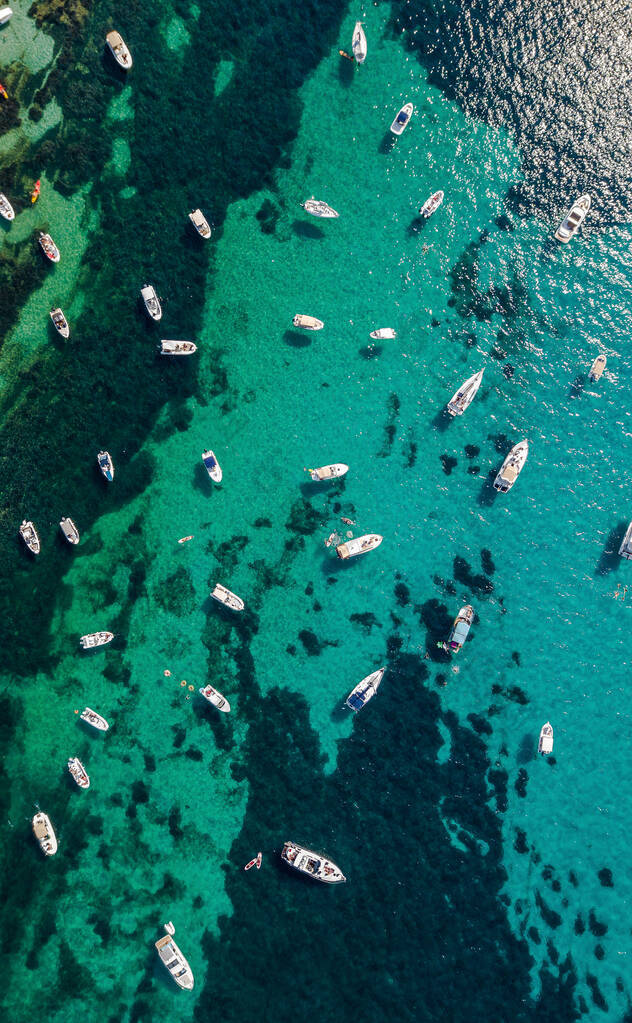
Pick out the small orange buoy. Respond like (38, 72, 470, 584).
(74, 709, 79, 714)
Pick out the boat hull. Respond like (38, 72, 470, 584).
(493, 440, 528, 493)
(211, 583, 244, 611)
(448, 605, 474, 652)
(293, 315, 324, 330)
(310, 463, 348, 482)
(198, 685, 231, 712)
(346, 666, 386, 711)
(352, 22, 367, 63)
(390, 103, 413, 135)
(32, 812, 57, 856)
(281, 842, 346, 883)
(302, 199, 339, 218)
(555, 194, 590, 243)
(336, 533, 383, 559)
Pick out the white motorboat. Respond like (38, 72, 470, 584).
(211, 583, 244, 611)
(281, 842, 346, 884)
(493, 440, 529, 493)
(0, 192, 15, 220)
(189, 208, 211, 238)
(50, 307, 69, 338)
(619, 521, 632, 559)
(106, 30, 132, 70)
(0, 7, 12, 25)
(97, 450, 114, 481)
(160, 339, 197, 355)
(202, 449, 222, 482)
(446, 368, 484, 416)
(141, 284, 161, 321)
(198, 683, 231, 713)
(68, 757, 90, 789)
(538, 722, 554, 755)
(80, 707, 109, 731)
(448, 604, 474, 652)
(293, 314, 324, 330)
(60, 517, 80, 544)
(419, 190, 444, 217)
(309, 463, 349, 482)
(155, 923, 194, 991)
(39, 232, 60, 263)
(345, 666, 386, 711)
(555, 194, 591, 243)
(336, 533, 383, 559)
(19, 519, 40, 555)
(588, 354, 606, 382)
(369, 328, 396, 340)
(351, 21, 367, 64)
(32, 812, 57, 856)
(301, 199, 339, 218)
(80, 631, 114, 649)
(390, 102, 413, 136)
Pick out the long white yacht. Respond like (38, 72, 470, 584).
(293, 314, 323, 330)
(189, 208, 211, 238)
(106, 30, 132, 70)
(555, 195, 590, 243)
(281, 842, 346, 884)
(345, 666, 386, 711)
(39, 232, 60, 263)
(202, 449, 222, 482)
(390, 102, 413, 135)
(68, 757, 90, 789)
(588, 354, 606, 382)
(160, 340, 197, 356)
(50, 307, 69, 338)
(80, 707, 109, 731)
(336, 533, 383, 559)
(155, 923, 194, 990)
(538, 722, 554, 755)
(97, 450, 114, 481)
(141, 284, 161, 321)
(619, 521, 632, 559)
(80, 631, 114, 649)
(60, 517, 80, 544)
(302, 199, 339, 218)
(0, 192, 15, 221)
(20, 519, 40, 554)
(32, 812, 57, 856)
(493, 440, 528, 493)
(369, 327, 396, 340)
(309, 463, 348, 482)
(447, 369, 484, 417)
(448, 604, 474, 652)
(351, 21, 367, 63)
(199, 683, 231, 713)
(211, 583, 244, 611)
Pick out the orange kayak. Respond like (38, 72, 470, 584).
(31, 179, 41, 204)
(0, 84, 8, 100)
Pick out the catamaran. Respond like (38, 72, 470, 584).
(32, 812, 57, 856)
(281, 842, 346, 883)
(198, 683, 231, 713)
(0, 192, 14, 221)
(446, 369, 484, 416)
(493, 440, 529, 493)
(189, 208, 211, 238)
(345, 666, 386, 711)
(68, 757, 90, 789)
(50, 307, 69, 338)
(448, 604, 474, 652)
(141, 284, 161, 321)
(80, 707, 109, 731)
(309, 463, 348, 482)
(19, 519, 40, 554)
(301, 199, 339, 218)
(80, 631, 114, 649)
(60, 517, 80, 544)
(202, 449, 222, 482)
(336, 533, 382, 559)
(106, 30, 132, 70)
(97, 450, 114, 481)
(351, 21, 367, 63)
(155, 923, 194, 990)
(211, 583, 244, 611)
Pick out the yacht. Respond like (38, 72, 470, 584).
(67, 757, 90, 789)
(448, 604, 474, 652)
(211, 583, 244, 611)
(336, 533, 383, 559)
(390, 102, 413, 135)
(369, 328, 396, 340)
(80, 631, 114, 649)
(97, 450, 114, 481)
(446, 368, 484, 416)
(555, 195, 590, 243)
(0, 192, 14, 220)
(155, 923, 194, 990)
(301, 199, 339, 218)
(60, 517, 80, 544)
(345, 666, 386, 711)
(80, 707, 109, 731)
(538, 721, 554, 755)
(50, 307, 69, 338)
(39, 232, 60, 263)
(160, 339, 197, 355)
(309, 463, 348, 482)
(198, 683, 231, 713)
(293, 314, 324, 330)
(419, 190, 444, 217)
(19, 520, 40, 554)
(281, 842, 346, 884)
(202, 449, 222, 482)
(189, 208, 211, 238)
(106, 30, 133, 70)
(619, 521, 632, 559)
(588, 354, 606, 382)
(493, 440, 528, 493)
(141, 284, 161, 321)
(351, 21, 367, 64)
(32, 812, 57, 856)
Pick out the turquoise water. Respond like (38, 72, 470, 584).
(2, 0, 632, 1020)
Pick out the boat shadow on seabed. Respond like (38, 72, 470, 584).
(476, 469, 500, 507)
(284, 329, 312, 349)
(595, 521, 628, 576)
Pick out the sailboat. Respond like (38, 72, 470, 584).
(351, 22, 367, 64)
(446, 368, 484, 416)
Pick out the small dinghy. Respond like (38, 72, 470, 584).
(345, 666, 386, 711)
(189, 208, 211, 238)
(538, 722, 554, 755)
(97, 450, 114, 481)
(369, 328, 396, 340)
(301, 199, 339, 218)
(155, 923, 194, 991)
(20, 519, 40, 555)
(202, 449, 222, 482)
(390, 102, 413, 136)
(60, 517, 80, 544)
(160, 339, 197, 355)
(493, 440, 529, 493)
(50, 307, 69, 338)
(80, 631, 114, 649)
(0, 192, 14, 221)
(211, 583, 245, 611)
(80, 707, 109, 731)
(619, 521, 632, 559)
(293, 314, 324, 330)
(0, 7, 13, 25)
(244, 852, 263, 871)
(106, 30, 133, 70)
(555, 194, 590, 243)
(588, 354, 606, 382)
(448, 604, 474, 652)
(351, 21, 367, 64)
(308, 463, 349, 482)
(419, 190, 444, 218)
(336, 533, 383, 559)
(32, 812, 57, 856)
(39, 232, 60, 263)
(447, 368, 484, 417)
(198, 683, 231, 713)
(281, 842, 346, 884)
(68, 757, 90, 789)
(141, 284, 161, 321)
